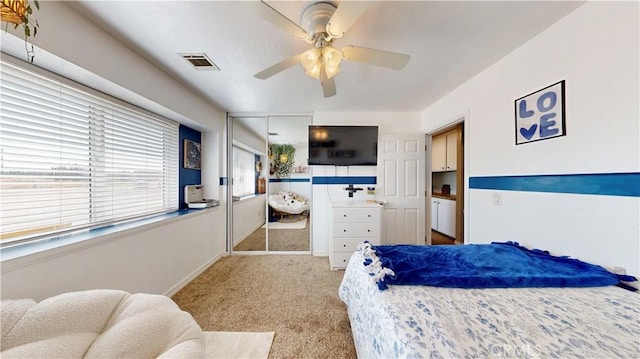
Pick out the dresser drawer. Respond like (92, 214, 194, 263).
(333, 222, 380, 238)
(331, 252, 355, 269)
(332, 207, 380, 223)
(329, 203, 382, 270)
(333, 238, 368, 253)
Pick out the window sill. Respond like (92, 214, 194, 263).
(232, 193, 266, 202)
(0, 207, 221, 268)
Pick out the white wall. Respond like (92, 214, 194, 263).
(230, 120, 268, 247)
(311, 112, 422, 256)
(233, 121, 266, 155)
(314, 112, 422, 133)
(202, 131, 224, 202)
(233, 196, 267, 246)
(269, 180, 311, 200)
(421, 2, 639, 274)
(1, 209, 226, 301)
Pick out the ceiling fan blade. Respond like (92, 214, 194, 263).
(320, 67, 337, 98)
(341, 46, 411, 70)
(326, 2, 371, 39)
(254, 55, 300, 80)
(248, 1, 309, 41)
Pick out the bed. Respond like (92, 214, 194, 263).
(339, 243, 640, 358)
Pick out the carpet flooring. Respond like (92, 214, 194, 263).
(233, 219, 310, 252)
(172, 255, 356, 359)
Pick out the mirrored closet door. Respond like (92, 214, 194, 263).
(266, 115, 312, 252)
(228, 115, 312, 253)
(230, 116, 267, 252)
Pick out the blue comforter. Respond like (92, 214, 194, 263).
(360, 241, 635, 290)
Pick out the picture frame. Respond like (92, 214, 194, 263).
(184, 139, 201, 169)
(514, 80, 566, 145)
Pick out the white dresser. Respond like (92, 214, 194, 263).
(330, 201, 382, 270)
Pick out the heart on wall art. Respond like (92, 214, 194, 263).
(514, 80, 566, 145)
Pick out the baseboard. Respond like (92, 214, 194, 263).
(164, 252, 224, 297)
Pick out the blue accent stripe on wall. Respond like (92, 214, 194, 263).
(270, 178, 311, 183)
(312, 176, 377, 185)
(178, 125, 202, 209)
(469, 172, 640, 197)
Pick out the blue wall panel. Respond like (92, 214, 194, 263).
(270, 178, 311, 183)
(179, 125, 202, 209)
(312, 176, 377, 185)
(469, 172, 640, 197)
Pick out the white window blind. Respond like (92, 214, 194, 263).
(0, 59, 179, 245)
(232, 145, 256, 197)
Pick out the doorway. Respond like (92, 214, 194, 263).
(426, 119, 465, 246)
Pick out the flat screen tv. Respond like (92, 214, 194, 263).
(308, 125, 378, 166)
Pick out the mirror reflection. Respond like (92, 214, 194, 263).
(267, 116, 311, 252)
(231, 116, 267, 252)
(229, 115, 312, 253)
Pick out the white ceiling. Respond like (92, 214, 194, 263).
(68, 1, 584, 114)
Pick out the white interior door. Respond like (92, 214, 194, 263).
(377, 133, 425, 245)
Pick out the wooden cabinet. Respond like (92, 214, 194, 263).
(432, 129, 458, 172)
(431, 198, 455, 238)
(430, 200, 439, 231)
(431, 135, 447, 172)
(330, 202, 382, 270)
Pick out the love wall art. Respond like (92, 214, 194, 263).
(514, 80, 566, 145)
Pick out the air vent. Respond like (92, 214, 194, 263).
(179, 53, 220, 71)
(268, 132, 278, 136)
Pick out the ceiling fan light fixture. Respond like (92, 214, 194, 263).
(324, 64, 340, 79)
(252, 1, 409, 97)
(300, 48, 321, 71)
(305, 63, 322, 80)
(301, 45, 342, 80)
(322, 46, 342, 69)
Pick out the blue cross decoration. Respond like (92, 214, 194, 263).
(514, 80, 566, 145)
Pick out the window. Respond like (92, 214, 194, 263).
(232, 145, 257, 198)
(0, 58, 179, 246)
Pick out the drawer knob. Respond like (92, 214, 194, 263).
(343, 214, 347, 217)
(343, 229, 347, 232)
(343, 244, 347, 247)
(367, 229, 371, 232)
(368, 214, 371, 217)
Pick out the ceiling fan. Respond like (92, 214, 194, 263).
(250, 1, 411, 98)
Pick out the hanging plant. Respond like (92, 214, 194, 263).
(270, 144, 296, 179)
(1, 0, 40, 63)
